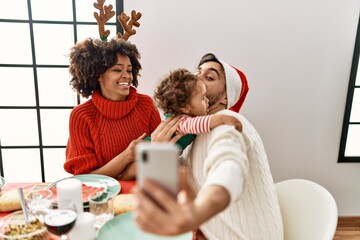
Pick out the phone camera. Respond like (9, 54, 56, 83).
(142, 151, 148, 163)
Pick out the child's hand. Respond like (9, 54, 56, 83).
(222, 115, 243, 132)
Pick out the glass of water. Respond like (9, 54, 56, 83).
(88, 191, 114, 230)
(25, 189, 53, 221)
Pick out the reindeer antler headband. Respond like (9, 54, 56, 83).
(93, 0, 142, 41)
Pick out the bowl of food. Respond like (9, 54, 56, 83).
(0, 211, 50, 240)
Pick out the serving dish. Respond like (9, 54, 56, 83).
(0, 210, 49, 240)
(47, 174, 121, 208)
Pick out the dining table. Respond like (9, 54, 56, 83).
(0, 178, 193, 240)
(0, 179, 136, 239)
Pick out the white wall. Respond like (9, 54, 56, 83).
(124, 0, 360, 216)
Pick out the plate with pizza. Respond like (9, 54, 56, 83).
(46, 174, 121, 208)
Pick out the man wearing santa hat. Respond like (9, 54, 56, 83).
(134, 53, 283, 240)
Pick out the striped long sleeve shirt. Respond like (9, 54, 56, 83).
(177, 115, 212, 134)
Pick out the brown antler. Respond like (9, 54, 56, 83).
(117, 10, 142, 41)
(93, 0, 115, 41)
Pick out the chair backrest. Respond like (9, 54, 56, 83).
(275, 179, 338, 240)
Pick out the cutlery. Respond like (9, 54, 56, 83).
(17, 188, 30, 224)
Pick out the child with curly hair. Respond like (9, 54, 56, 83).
(152, 68, 242, 149)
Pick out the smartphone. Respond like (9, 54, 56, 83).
(136, 142, 180, 196)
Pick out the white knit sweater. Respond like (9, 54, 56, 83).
(187, 110, 283, 240)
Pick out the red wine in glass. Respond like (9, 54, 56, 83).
(44, 209, 77, 240)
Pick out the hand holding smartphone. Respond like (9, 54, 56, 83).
(136, 142, 180, 196)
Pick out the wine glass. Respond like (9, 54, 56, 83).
(44, 209, 77, 240)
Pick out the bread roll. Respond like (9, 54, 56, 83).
(0, 189, 22, 212)
(113, 194, 136, 215)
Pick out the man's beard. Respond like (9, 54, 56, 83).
(207, 91, 225, 108)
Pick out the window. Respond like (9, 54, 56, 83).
(339, 15, 360, 162)
(0, 0, 123, 182)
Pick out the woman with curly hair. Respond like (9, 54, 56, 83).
(153, 68, 242, 149)
(64, 38, 161, 180)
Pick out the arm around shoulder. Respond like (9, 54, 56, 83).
(210, 114, 242, 131)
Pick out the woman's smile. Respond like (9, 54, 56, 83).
(117, 81, 131, 88)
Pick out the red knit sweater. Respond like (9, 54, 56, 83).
(64, 87, 161, 175)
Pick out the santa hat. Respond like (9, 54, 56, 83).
(219, 60, 249, 112)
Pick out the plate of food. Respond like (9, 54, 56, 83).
(47, 174, 121, 208)
(96, 212, 192, 240)
(0, 210, 49, 239)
